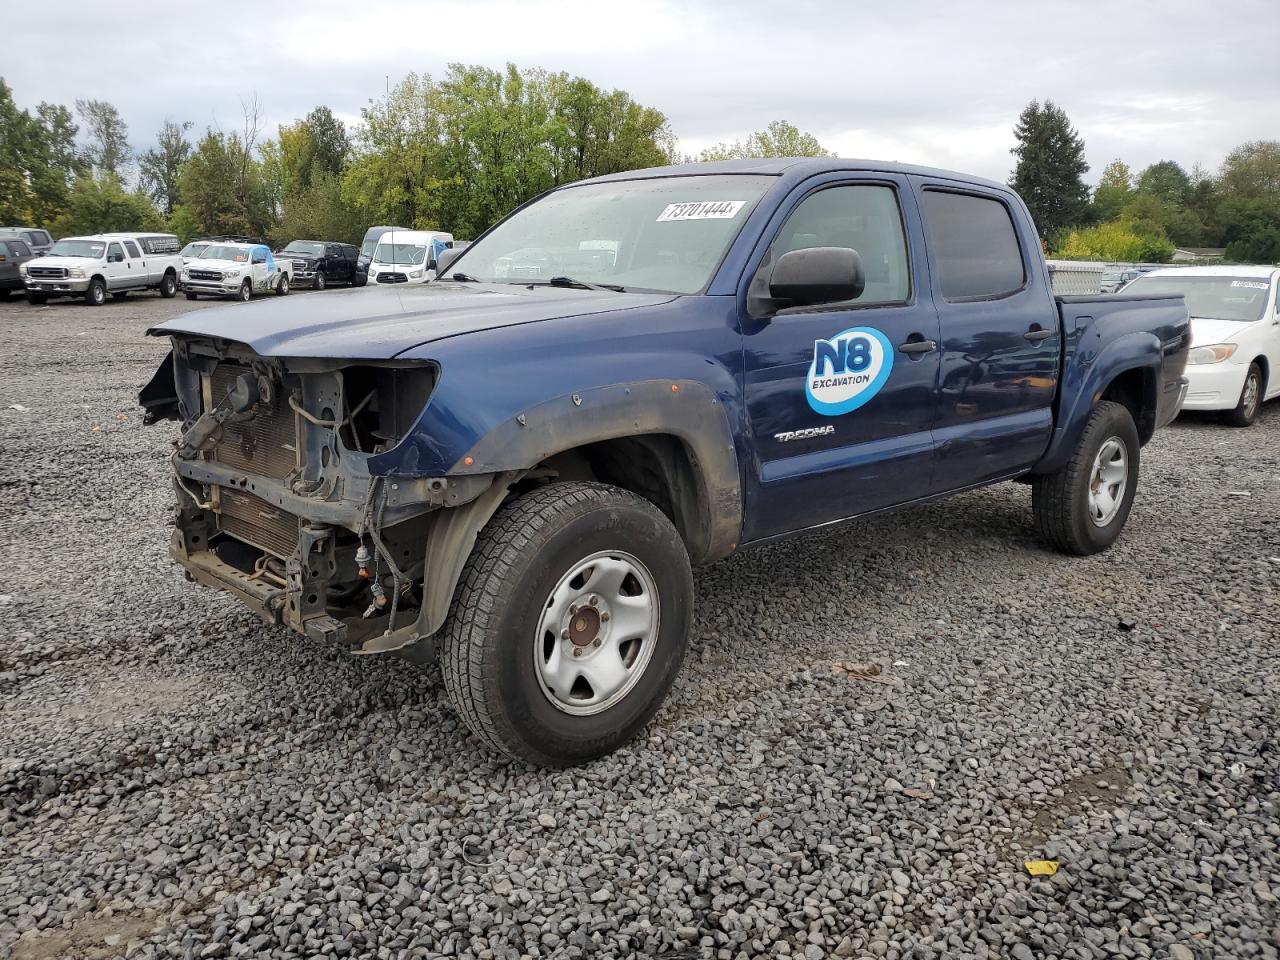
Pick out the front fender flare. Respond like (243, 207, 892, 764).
(449, 379, 742, 563)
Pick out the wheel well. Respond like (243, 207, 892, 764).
(1101, 367, 1157, 445)
(1251, 356, 1268, 393)
(536, 435, 712, 562)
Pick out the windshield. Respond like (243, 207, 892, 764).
(199, 245, 250, 262)
(49, 239, 105, 258)
(374, 243, 428, 266)
(282, 241, 324, 256)
(180, 242, 207, 258)
(446, 174, 774, 294)
(1124, 275, 1272, 322)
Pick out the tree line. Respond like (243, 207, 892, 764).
(0, 66, 837, 247)
(1011, 100, 1280, 263)
(5, 73, 1276, 265)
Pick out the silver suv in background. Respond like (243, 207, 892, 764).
(0, 227, 54, 257)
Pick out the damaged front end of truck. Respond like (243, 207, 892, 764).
(139, 335, 507, 660)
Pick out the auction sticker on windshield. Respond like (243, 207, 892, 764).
(656, 201, 747, 222)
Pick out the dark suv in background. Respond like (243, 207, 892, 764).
(276, 240, 358, 290)
(0, 235, 37, 298)
(0, 227, 54, 257)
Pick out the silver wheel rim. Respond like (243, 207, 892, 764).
(240, 282, 250, 301)
(1088, 436, 1128, 527)
(92, 284, 103, 304)
(1242, 373, 1259, 417)
(533, 550, 659, 716)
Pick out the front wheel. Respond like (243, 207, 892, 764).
(1221, 363, 1263, 427)
(440, 482, 693, 767)
(26, 292, 47, 305)
(237, 280, 252, 302)
(313, 270, 327, 291)
(1032, 400, 1140, 555)
(159, 272, 177, 298)
(85, 278, 106, 306)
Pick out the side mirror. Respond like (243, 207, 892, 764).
(769, 247, 865, 307)
(435, 247, 464, 278)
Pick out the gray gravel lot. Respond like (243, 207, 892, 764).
(0, 292, 1277, 960)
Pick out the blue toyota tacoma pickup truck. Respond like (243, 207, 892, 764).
(140, 158, 1189, 766)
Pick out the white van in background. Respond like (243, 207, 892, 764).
(367, 229, 454, 285)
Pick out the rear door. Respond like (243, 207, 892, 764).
(121, 239, 146, 288)
(912, 183, 1058, 489)
(739, 174, 941, 541)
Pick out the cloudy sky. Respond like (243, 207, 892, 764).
(7, 0, 1279, 184)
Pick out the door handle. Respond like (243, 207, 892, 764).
(1024, 327, 1054, 343)
(899, 339, 937, 355)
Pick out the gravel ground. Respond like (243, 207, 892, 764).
(0, 291, 1277, 960)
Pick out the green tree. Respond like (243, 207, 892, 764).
(75, 98, 131, 179)
(343, 73, 444, 230)
(1054, 220, 1173, 263)
(1218, 140, 1280, 203)
(304, 106, 350, 180)
(1222, 204, 1280, 263)
(175, 129, 270, 237)
(1090, 159, 1132, 221)
(49, 174, 163, 236)
(139, 120, 193, 215)
(1135, 160, 1191, 207)
(698, 120, 831, 161)
(0, 78, 38, 222)
(1009, 99, 1089, 238)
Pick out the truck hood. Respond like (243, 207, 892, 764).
(1189, 316, 1256, 346)
(148, 282, 678, 359)
(187, 258, 249, 270)
(28, 255, 95, 270)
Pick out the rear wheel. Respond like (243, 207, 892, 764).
(85, 278, 106, 306)
(1033, 400, 1140, 555)
(440, 482, 693, 767)
(1221, 363, 1263, 427)
(237, 280, 252, 302)
(159, 272, 177, 298)
(314, 270, 327, 291)
(276, 274, 290, 296)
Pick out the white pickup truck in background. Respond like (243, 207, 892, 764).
(23, 233, 182, 305)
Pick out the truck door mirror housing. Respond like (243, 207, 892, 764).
(435, 247, 463, 277)
(769, 247, 865, 307)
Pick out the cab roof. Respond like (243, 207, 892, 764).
(574, 156, 1010, 193)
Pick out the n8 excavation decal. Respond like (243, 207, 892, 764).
(805, 326, 894, 415)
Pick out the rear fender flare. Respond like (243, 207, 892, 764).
(1036, 330, 1162, 474)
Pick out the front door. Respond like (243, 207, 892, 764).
(251, 249, 270, 293)
(912, 183, 1059, 487)
(104, 242, 130, 289)
(740, 176, 941, 542)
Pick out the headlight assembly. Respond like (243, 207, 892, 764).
(1187, 343, 1238, 365)
(69, 267, 86, 279)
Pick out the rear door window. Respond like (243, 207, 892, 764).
(921, 190, 1026, 300)
(123, 240, 142, 258)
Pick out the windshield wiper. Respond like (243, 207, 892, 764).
(543, 275, 626, 293)
(447, 272, 482, 282)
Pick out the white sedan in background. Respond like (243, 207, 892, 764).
(1121, 266, 1280, 426)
